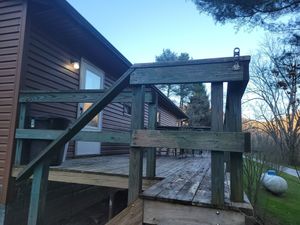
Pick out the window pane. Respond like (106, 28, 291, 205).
(82, 68, 102, 129)
(83, 103, 99, 128)
(85, 70, 101, 89)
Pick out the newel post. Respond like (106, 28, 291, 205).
(128, 85, 145, 204)
(146, 91, 158, 178)
(27, 160, 50, 225)
(211, 82, 224, 206)
(225, 82, 244, 202)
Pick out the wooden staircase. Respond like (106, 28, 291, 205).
(14, 55, 252, 225)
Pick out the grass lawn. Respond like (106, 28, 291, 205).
(257, 173, 300, 225)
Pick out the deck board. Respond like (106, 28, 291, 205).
(52, 154, 206, 178)
(12, 154, 252, 213)
(142, 155, 252, 213)
(12, 154, 208, 190)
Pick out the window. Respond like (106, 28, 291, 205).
(79, 59, 104, 130)
(123, 103, 132, 115)
(156, 111, 161, 125)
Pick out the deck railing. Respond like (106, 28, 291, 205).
(14, 88, 156, 165)
(126, 56, 251, 205)
(13, 55, 251, 225)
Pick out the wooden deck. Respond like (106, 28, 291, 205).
(13, 154, 251, 212)
(12, 154, 252, 225)
(142, 159, 252, 213)
(12, 154, 209, 190)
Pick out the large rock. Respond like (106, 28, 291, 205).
(261, 173, 288, 195)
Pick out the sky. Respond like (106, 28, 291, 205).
(66, 0, 268, 64)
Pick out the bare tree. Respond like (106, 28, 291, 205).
(245, 38, 300, 180)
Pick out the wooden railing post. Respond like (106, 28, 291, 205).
(146, 91, 158, 178)
(27, 160, 50, 225)
(225, 82, 244, 202)
(15, 103, 27, 165)
(128, 85, 145, 204)
(211, 82, 224, 206)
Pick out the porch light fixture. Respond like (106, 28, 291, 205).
(71, 60, 80, 70)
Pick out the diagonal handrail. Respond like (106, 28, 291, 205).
(16, 68, 135, 182)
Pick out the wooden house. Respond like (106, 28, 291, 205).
(0, 0, 187, 221)
(0, 0, 253, 224)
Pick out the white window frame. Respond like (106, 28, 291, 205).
(78, 58, 105, 131)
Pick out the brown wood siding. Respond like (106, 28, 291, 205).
(101, 75, 131, 155)
(17, 4, 179, 162)
(21, 22, 152, 158)
(24, 30, 79, 117)
(0, 0, 27, 203)
(158, 106, 179, 127)
(22, 26, 79, 158)
(101, 76, 149, 155)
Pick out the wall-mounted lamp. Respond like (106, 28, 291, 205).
(71, 60, 80, 70)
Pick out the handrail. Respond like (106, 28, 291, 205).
(130, 56, 250, 85)
(18, 88, 154, 103)
(15, 129, 131, 143)
(130, 129, 250, 152)
(16, 68, 135, 182)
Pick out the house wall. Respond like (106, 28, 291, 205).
(21, 17, 151, 157)
(0, 0, 27, 204)
(158, 106, 180, 127)
(0, 0, 183, 204)
(22, 26, 80, 158)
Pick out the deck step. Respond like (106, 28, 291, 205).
(143, 199, 246, 225)
(105, 198, 143, 225)
(141, 158, 252, 225)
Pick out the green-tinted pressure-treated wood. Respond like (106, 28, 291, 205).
(19, 89, 153, 103)
(15, 103, 26, 165)
(27, 160, 50, 225)
(131, 130, 250, 153)
(130, 56, 250, 85)
(16, 68, 134, 182)
(128, 85, 145, 204)
(211, 82, 224, 206)
(225, 82, 245, 202)
(15, 129, 131, 144)
(146, 91, 158, 178)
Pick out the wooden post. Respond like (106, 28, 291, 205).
(27, 160, 50, 225)
(225, 82, 244, 202)
(128, 85, 145, 204)
(211, 82, 224, 206)
(146, 91, 157, 178)
(15, 103, 26, 165)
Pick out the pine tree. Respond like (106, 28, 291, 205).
(155, 49, 178, 97)
(186, 83, 210, 127)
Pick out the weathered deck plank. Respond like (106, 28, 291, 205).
(105, 198, 143, 225)
(142, 154, 252, 213)
(12, 154, 252, 214)
(174, 161, 209, 203)
(12, 155, 208, 189)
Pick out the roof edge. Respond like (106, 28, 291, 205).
(152, 86, 188, 119)
(56, 0, 132, 68)
(54, 0, 187, 120)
